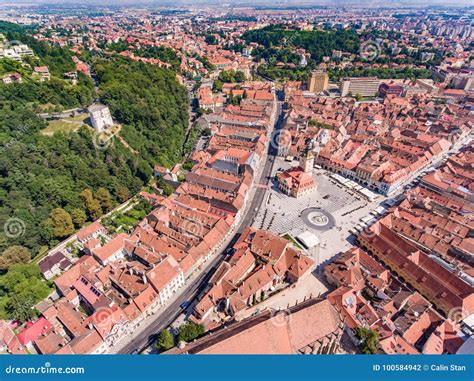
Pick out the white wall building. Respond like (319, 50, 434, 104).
(89, 105, 114, 133)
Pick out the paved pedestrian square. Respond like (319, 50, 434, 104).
(252, 158, 389, 268)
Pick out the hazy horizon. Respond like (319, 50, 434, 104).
(1, 0, 473, 7)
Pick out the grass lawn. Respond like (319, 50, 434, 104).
(41, 114, 90, 136)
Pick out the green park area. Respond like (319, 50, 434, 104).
(41, 113, 90, 136)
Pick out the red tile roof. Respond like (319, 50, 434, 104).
(17, 318, 52, 346)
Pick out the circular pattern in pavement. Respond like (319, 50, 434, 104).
(301, 207, 335, 231)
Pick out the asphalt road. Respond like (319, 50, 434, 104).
(237, 100, 282, 232)
(118, 96, 284, 354)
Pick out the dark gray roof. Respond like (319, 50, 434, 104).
(39, 251, 67, 273)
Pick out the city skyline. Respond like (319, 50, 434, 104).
(1, 0, 473, 7)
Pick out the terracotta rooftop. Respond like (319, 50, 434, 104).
(171, 298, 340, 354)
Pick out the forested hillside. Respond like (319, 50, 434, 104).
(0, 24, 189, 260)
(242, 25, 360, 80)
(95, 57, 189, 168)
(243, 25, 434, 81)
(0, 107, 145, 256)
(242, 25, 360, 63)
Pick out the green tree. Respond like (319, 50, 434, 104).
(47, 208, 74, 239)
(228, 94, 242, 106)
(177, 322, 205, 343)
(80, 189, 103, 220)
(0, 263, 51, 321)
(0, 45, 187, 256)
(212, 79, 223, 92)
(88, 199, 103, 220)
(6, 293, 36, 321)
(156, 329, 175, 352)
(80, 189, 94, 204)
(158, 178, 174, 197)
(243, 25, 360, 66)
(70, 208, 87, 228)
(205, 35, 218, 45)
(96, 188, 113, 213)
(355, 327, 379, 354)
(218, 70, 235, 83)
(116, 186, 130, 203)
(95, 57, 188, 167)
(0, 246, 31, 272)
(235, 70, 246, 82)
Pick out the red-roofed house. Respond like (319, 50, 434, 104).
(146, 256, 185, 306)
(91, 233, 130, 266)
(17, 318, 52, 348)
(76, 221, 106, 244)
(73, 275, 110, 313)
(89, 304, 128, 347)
(0, 321, 24, 354)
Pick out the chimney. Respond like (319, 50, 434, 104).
(142, 274, 147, 285)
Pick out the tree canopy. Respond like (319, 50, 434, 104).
(156, 329, 175, 352)
(243, 25, 360, 64)
(0, 263, 52, 321)
(355, 327, 379, 354)
(0, 246, 31, 272)
(218, 70, 246, 83)
(177, 322, 205, 343)
(95, 57, 189, 169)
(1, 54, 188, 256)
(47, 208, 75, 239)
